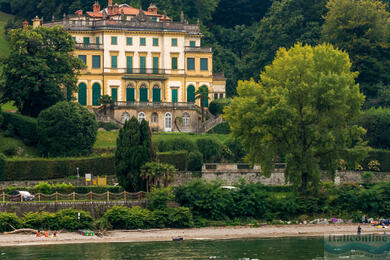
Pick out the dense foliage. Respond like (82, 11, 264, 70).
(37, 102, 98, 157)
(1, 112, 38, 146)
(358, 107, 390, 149)
(115, 117, 154, 191)
(0, 26, 84, 117)
(225, 43, 367, 192)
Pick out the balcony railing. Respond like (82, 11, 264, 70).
(75, 43, 103, 50)
(114, 101, 197, 110)
(185, 46, 212, 53)
(104, 68, 184, 75)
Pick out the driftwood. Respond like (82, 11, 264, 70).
(4, 228, 38, 234)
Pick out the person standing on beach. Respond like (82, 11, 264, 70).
(357, 224, 361, 235)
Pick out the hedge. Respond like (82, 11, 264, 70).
(1, 112, 38, 146)
(3, 155, 115, 181)
(156, 151, 187, 171)
(3, 151, 187, 181)
(4, 185, 123, 194)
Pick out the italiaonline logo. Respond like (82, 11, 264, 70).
(324, 234, 390, 258)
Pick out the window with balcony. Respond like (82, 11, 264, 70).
(140, 37, 146, 46)
(83, 37, 90, 45)
(139, 85, 148, 102)
(78, 55, 87, 65)
(187, 58, 195, 71)
(92, 55, 100, 69)
(126, 37, 132, 45)
(153, 38, 159, 46)
(200, 58, 208, 71)
(96, 37, 100, 45)
(171, 57, 178, 70)
(111, 56, 117, 69)
(126, 84, 135, 102)
(172, 38, 177, 47)
(153, 85, 161, 102)
(190, 40, 196, 47)
(111, 36, 117, 45)
(126, 56, 133, 73)
(111, 87, 118, 101)
(140, 56, 146, 73)
(153, 57, 159, 74)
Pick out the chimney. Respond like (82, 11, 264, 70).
(108, 0, 112, 6)
(22, 20, 29, 28)
(148, 4, 158, 14)
(113, 3, 119, 14)
(32, 16, 42, 28)
(75, 10, 83, 15)
(93, 2, 101, 12)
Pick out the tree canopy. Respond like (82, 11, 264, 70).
(224, 43, 366, 193)
(0, 26, 84, 117)
(322, 0, 390, 100)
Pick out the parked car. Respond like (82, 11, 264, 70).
(10, 190, 35, 201)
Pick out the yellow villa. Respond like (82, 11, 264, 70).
(40, 1, 226, 132)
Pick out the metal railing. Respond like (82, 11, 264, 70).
(75, 43, 103, 50)
(104, 68, 184, 75)
(185, 46, 212, 53)
(114, 101, 198, 110)
(1, 191, 146, 203)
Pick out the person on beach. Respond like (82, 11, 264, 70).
(36, 230, 41, 238)
(53, 231, 58, 237)
(357, 224, 361, 235)
(44, 231, 49, 238)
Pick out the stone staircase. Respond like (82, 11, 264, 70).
(199, 116, 225, 133)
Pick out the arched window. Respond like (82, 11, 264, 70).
(78, 82, 87, 106)
(138, 112, 146, 122)
(152, 84, 161, 102)
(92, 83, 101, 106)
(139, 84, 148, 102)
(126, 84, 135, 102)
(183, 112, 190, 128)
(121, 112, 130, 123)
(164, 112, 172, 131)
(187, 85, 195, 102)
(151, 112, 158, 123)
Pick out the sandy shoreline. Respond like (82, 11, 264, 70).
(0, 224, 384, 247)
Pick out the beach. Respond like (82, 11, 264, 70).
(0, 224, 384, 247)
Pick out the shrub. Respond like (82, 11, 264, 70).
(34, 182, 52, 194)
(0, 153, 6, 180)
(2, 143, 18, 157)
(1, 112, 38, 145)
(195, 138, 223, 163)
(0, 212, 22, 232)
(23, 212, 59, 230)
(207, 122, 231, 134)
(231, 182, 269, 218)
(358, 107, 390, 149)
(187, 151, 203, 171)
(165, 207, 193, 228)
(146, 187, 174, 211)
(224, 138, 246, 162)
(127, 206, 153, 229)
(208, 99, 231, 116)
(153, 138, 196, 153)
(55, 209, 94, 231)
(156, 151, 187, 171)
(102, 206, 132, 229)
(97, 121, 119, 131)
(37, 101, 98, 157)
(3, 155, 115, 181)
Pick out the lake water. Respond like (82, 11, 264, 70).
(0, 237, 385, 259)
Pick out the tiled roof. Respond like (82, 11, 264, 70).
(86, 11, 103, 18)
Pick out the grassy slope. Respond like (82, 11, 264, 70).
(0, 11, 13, 57)
(0, 131, 39, 157)
(94, 131, 229, 150)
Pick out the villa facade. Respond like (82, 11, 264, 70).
(40, 1, 226, 132)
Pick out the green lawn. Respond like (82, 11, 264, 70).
(0, 11, 13, 57)
(1, 102, 17, 112)
(94, 131, 230, 150)
(0, 131, 39, 157)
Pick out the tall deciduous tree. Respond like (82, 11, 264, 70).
(224, 43, 367, 193)
(322, 0, 390, 100)
(0, 26, 84, 117)
(115, 117, 154, 191)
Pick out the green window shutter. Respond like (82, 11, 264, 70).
(140, 88, 148, 102)
(111, 56, 117, 68)
(140, 38, 146, 46)
(200, 58, 208, 71)
(187, 85, 195, 102)
(153, 38, 158, 46)
(153, 88, 161, 102)
(172, 57, 177, 70)
(83, 37, 90, 44)
(153, 57, 159, 74)
(96, 37, 99, 45)
(78, 55, 87, 65)
(92, 83, 101, 106)
(78, 83, 87, 106)
(152, 17, 157, 22)
(126, 37, 132, 45)
(187, 58, 195, 71)
(190, 41, 195, 47)
(72, 37, 76, 42)
(111, 88, 118, 101)
(92, 55, 100, 69)
(126, 56, 133, 73)
(172, 38, 177, 46)
(140, 56, 146, 73)
(126, 88, 135, 102)
(111, 36, 117, 45)
(172, 89, 178, 103)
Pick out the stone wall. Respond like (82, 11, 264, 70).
(0, 201, 145, 218)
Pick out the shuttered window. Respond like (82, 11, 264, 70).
(172, 57, 178, 70)
(78, 55, 87, 65)
(187, 58, 195, 71)
(92, 55, 100, 69)
(200, 58, 208, 71)
(111, 56, 117, 69)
